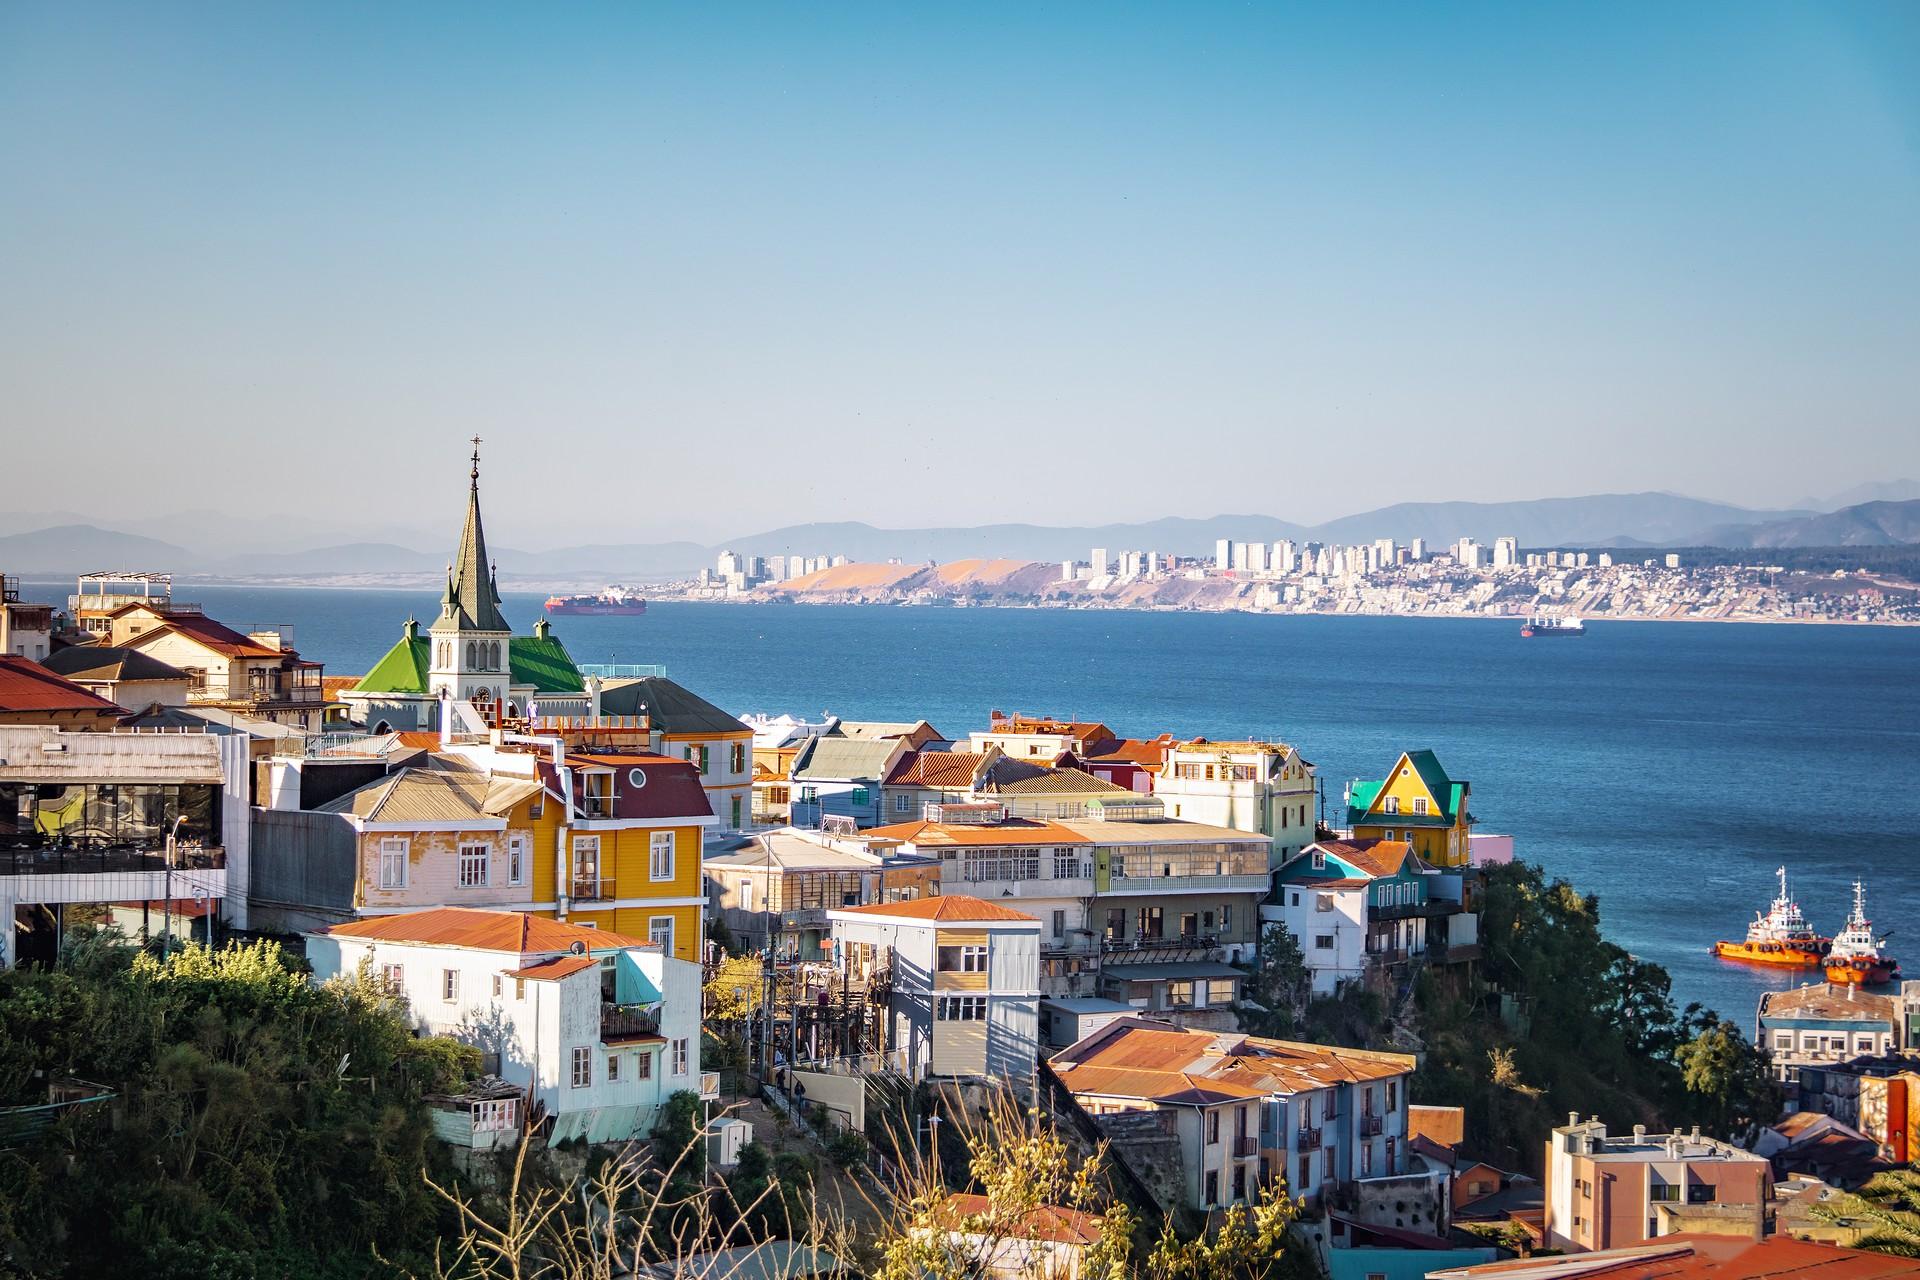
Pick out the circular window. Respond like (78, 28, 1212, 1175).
(628, 768, 648, 789)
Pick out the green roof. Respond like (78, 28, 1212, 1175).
(357, 635, 431, 695)
(350, 629, 583, 696)
(1345, 750, 1469, 827)
(510, 635, 584, 693)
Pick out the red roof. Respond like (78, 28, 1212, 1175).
(553, 753, 714, 822)
(133, 614, 288, 659)
(0, 656, 128, 715)
(1082, 736, 1174, 766)
(834, 894, 1040, 924)
(321, 907, 650, 954)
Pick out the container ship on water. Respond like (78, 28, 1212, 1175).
(1713, 868, 1830, 968)
(1824, 882, 1900, 985)
(542, 586, 647, 617)
(1520, 615, 1585, 638)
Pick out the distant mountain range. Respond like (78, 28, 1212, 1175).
(3, 488, 1917, 582)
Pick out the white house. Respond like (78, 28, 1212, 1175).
(829, 894, 1043, 1084)
(305, 906, 709, 1143)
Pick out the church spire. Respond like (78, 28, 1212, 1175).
(439, 437, 511, 633)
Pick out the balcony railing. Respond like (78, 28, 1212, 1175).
(1295, 1127, 1322, 1151)
(1234, 1135, 1259, 1157)
(1361, 1114, 1383, 1137)
(0, 844, 226, 877)
(1103, 933, 1221, 954)
(600, 1005, 660, 1042)
(572, 877, 615, 902)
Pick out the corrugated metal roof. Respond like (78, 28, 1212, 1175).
(0, 725, 224, 782)
(1101, 961, 1246, 982)
(833, 894, 1039, 924)
(321, 907, 650, 953)
(865, 817, 1093, 848)
(794, 735, 903, 780)
(317, 767, 538, 822)
(0, 657, 128, 715)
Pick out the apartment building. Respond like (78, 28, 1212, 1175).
(1152, 740, 1317, 865)
(1051, 1018, 1423, 1218)
(1544, 1117, 1770, 1252)
(829, 894, 1043, 1083)
(306, 907, 710, 1143)
(0, 575, 53, 661)
(1756, 983, 1910, 1085)
(0, 723, 251, 966)
(1268, 839, 1479, 995)
(1345, 750, 1474, 869)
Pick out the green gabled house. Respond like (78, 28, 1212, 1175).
(340, 446, 590, 732)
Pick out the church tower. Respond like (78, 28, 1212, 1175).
(427, 438, 515, 710)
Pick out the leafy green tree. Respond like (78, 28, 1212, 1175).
(1676, 1017, 1780, 1140)
(1237, 924, 1310, 1038)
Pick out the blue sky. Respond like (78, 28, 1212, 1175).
(2, 2, 1916, 545)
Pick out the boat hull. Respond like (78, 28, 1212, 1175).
(1826, 960, 1899, 985)
(1713, 940, 1828, 968)
(1520, 627, 1583, 638)
(545, 604, 647, 616)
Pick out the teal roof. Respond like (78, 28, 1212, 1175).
(510, 635, 584, 693)
(356, 634, 431, 695)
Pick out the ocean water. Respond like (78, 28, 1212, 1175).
(40, 581, 1920, 1025)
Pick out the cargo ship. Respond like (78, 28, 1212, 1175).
(1824, 882, 1899, 985)
(542, 586, 647, 616)
(1713, 867, 1830, 968)
(1520, 615, 1585, 638)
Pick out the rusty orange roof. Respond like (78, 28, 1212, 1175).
(885, 750, 989, 788)
(1055, 1019, 1414, 1096)
(134, 614, 288, 659)
(1083, 736, 1173, 765)
(321, 907, 650, 954)
(1054, 1063, 1268, 1105)
(940, 1194, 1105, 1245)
(864, 818, 1093, 848)
(507, 953, 600, 981)
(833, 894, 1040, 924)
(1316, 838, 1416, 879)
(0, 656, 129, 715)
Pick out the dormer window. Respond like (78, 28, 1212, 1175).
(1310, 850, 1326, 871)
(1413, 798, 1429, 815)
(1383, 798, 1400, 815)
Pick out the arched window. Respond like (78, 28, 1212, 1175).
(466, 642, 477, 668)
(489, 641, 501, 669)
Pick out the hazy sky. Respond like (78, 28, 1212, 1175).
(3, 2, 1917, 547)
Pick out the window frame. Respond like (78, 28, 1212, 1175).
(571, 1046, 592, 1088)
(649, 830, 675, 882)
(379, 836, 409, 890)
(458, 840, 491, 888)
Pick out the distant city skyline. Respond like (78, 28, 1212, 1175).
(3, 2, 1917, 541)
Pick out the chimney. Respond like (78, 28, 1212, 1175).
(1569, 1111, 1581, 1127)
(1690, 1125, 1701, 1142)
(1633, 1124, 1647, 1143)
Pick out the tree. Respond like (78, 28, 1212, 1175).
(1237, 924, 1310, 1038)
(1676, 1018, 1779, 1141)
(705, 953, 768, 1022)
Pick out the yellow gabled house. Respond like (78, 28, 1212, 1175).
(1345, 749, 1474, 868)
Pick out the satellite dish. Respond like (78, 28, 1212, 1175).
(569, 940, 587, 955)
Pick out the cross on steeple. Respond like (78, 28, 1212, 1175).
(470, 435, 483, 485)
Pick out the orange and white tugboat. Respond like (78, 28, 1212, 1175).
(1713, 867, 1830, 968)
(1824, 882, 1899, 986)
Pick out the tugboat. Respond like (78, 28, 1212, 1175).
(1521, 614, 1586, 638)
(1824, 882, 1899, 985)
(542, 586, 647, 617)
(1713, 867, 1830, 968)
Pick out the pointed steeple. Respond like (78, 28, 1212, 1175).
(439, 437, 512, 633)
